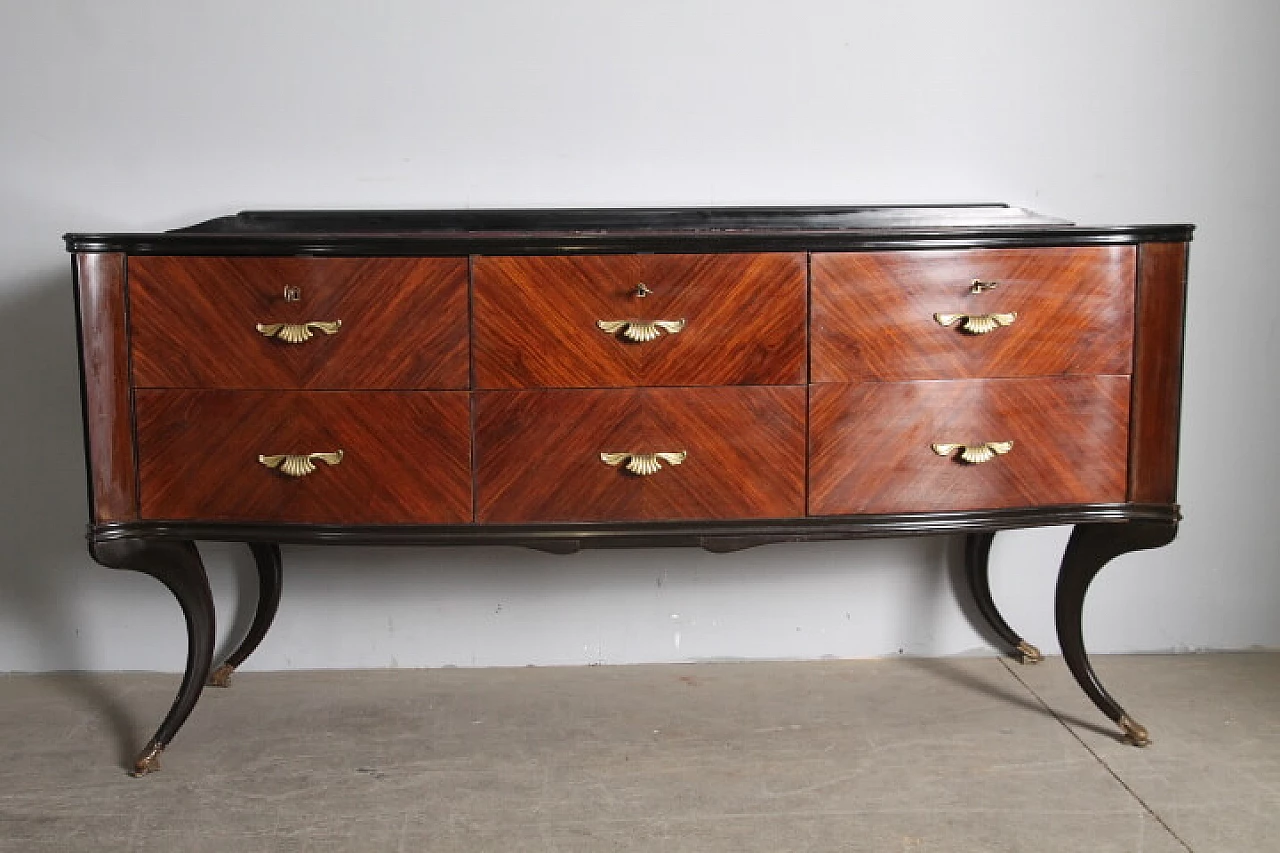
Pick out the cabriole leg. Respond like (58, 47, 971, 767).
(964, 531, 1042, 664)
(1055, 520, 1178, 747)
(91, 538, 215, 775)
(209, 543, 283, 687)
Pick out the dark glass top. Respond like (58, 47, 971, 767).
(172, 204, 1072, 235)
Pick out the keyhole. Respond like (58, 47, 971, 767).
(283, 286, 302, 302)
(633, 282, 651, 298)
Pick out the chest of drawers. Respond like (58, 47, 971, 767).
(67, 204, 1192, 775)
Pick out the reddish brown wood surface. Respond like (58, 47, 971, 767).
(473, 254, 806, 388)
(476, 387, 806, 522)
(129, 257, 469, 389)
(136, 390, 472, 523)
(809, 377, 1130, 515)
(75, 253, 137, 522)
(1128, 243, 1189, 503)
(811, 248, 1135, 381)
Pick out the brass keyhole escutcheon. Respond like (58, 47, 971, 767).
(633, 282, 652, 298)
(283, 286, 302, 302)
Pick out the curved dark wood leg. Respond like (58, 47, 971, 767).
(1055, 520, 1178, 747)
(964, 531, 1043, 664)
(91, 538, 215, 775)
(208, 543, 283, 688)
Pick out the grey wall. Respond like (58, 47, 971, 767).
(1, 0, 1277, 673)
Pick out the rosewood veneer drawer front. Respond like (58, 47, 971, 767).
(135, 390, 471, 523)
(129, 257, 469, 389)
(473, 254, 806, 388)
(811, 247, 1135, 381)
(809, 376, 1129, 515)
(476, 387, 806, 522)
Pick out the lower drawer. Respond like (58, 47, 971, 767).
(475, 387, 806, 522)
(809, 376, 1129, 515)
(136, 390, 472, 523)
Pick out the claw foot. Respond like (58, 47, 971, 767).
(130, 742, 164, 777)
(1015, 640, 1044, 665)
(1119, 715, 1151, 747)
(207, 663, 235, 688)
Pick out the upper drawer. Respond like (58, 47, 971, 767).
(129, 257, 469, 389)
(811, 247, 1135, 381)
(473, 253, 807, 388)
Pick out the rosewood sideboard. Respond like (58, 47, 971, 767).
(66, 205, 1192, 775)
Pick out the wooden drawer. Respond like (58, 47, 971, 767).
(476, 387, 806, 522)
(136, 390, 472, 523)
(811, 247, 1135, 381)
(473, 253, 806, 388)
(129, 257, 469, 389)
(809, 376, 1129, 515)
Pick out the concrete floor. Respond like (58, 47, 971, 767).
(0, 654, 1276, 852)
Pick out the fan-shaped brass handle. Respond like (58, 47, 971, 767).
(933, 312, 1016, 335)
(600, 451, 687, 476)
(255, 321, 342, 344)
(258, 451, 344, 478)
(596, 319, 686, 343)
(931, 441, 1014, 465)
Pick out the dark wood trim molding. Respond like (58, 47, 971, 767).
(62, 228, 1196, 257)
(73, 252, 137, 522)
(90, 502, 1180, 553)
(1128, 242, 1190, 503)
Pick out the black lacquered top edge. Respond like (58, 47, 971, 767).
(63, 204, 1194, 254)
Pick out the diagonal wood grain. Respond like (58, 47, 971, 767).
(129, 257, 469, 389)
(473, 254, 807, 388)
(136, 390, 472, 523)
(812, 248, 1135, 381)
(809, 377, 1130, 515)
(476, 387, 806, 522)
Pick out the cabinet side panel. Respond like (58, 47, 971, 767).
(74, 252, 137, 521)
(1128, 242, 1189, 504)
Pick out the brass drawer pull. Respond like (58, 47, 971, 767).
(258, 450, 344, 478)
(931, 441, 1013, 465)
(600, 451, 687, 476)
(255, 321, 342, 344)
(934, 312, 1016, 335)
(596, 319, 686, 343)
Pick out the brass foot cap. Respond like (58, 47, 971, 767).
(1015, 641, 1044, 665)
(129, 743, 164, 777)
(1119, 715, 1151, 747)
(208, 664, 235, 688)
